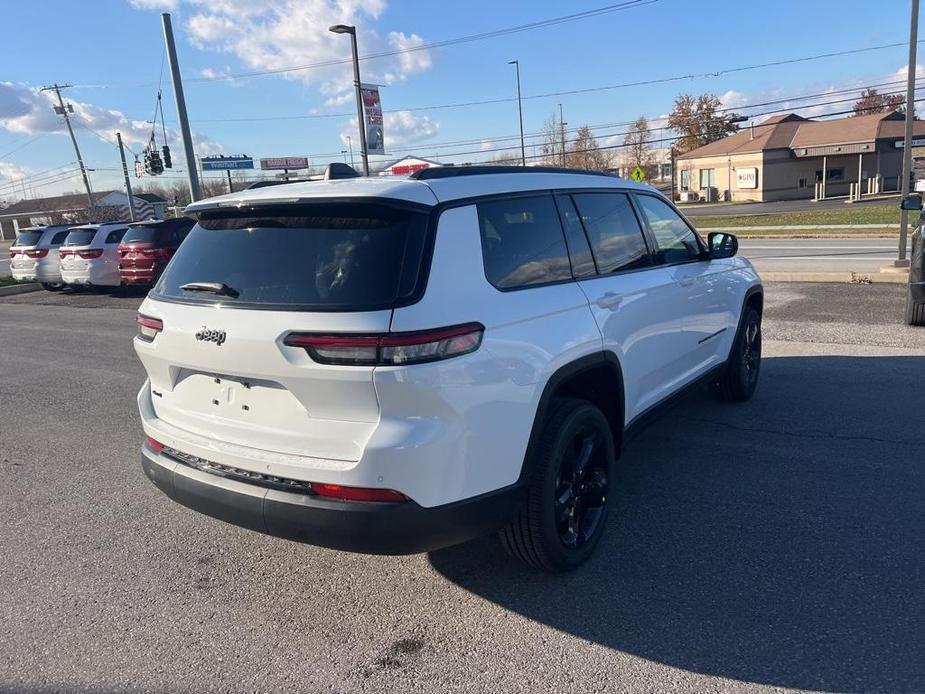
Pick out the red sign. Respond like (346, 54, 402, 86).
(260, 157, 309, 170)
(390, 163, 431, 175)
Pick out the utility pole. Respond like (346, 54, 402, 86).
(509, 60, 526, 166)
(670, 146, 676, 201)
(559, 103, 567, 167)
(226, 170, 233, 194)
(41, 84, 94, 215)
(162, 13, 202, 202)
(116, 132, 136, 222)
(347, 135, 355, 169)
(898, 0, 920, 266)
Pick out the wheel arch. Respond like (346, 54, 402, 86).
(516, 351, 625, 485)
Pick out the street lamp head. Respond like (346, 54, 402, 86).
(329, 24, 355, 34)
(508, 59, 518, 65)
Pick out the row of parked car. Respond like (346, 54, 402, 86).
(9, 217, 195, 290)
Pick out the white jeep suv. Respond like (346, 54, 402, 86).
(135, 166, 762, 571)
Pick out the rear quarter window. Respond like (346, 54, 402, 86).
(13, 231, 44, 247)
(152, 203, 430, 311)
(477, 195, 572, 290)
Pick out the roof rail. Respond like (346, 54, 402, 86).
(409, 165, 617, 181)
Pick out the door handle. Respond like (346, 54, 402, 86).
(677, 276, 696, 287)
(596, 292, 623, 310)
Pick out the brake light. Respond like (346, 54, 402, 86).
(136, 314, 163, 342)
(58, 249, 72, 257)
(25, 248, 48, 258)
(77, 248, 103, 259)
(310, 482, 408, 503)
(141, 247, 172, 259)
(145, 435, 164, 454)
(283, 322, 484, 366)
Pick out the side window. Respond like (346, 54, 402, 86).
(477, 195, 572, 290)
(571, 192, 650, 274)
(635, 195, 703, 265)
(105, 228, 127, 244)
(51, 231, 69, 245)
(553, 194, 596, 278)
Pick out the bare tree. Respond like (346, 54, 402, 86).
(570, 125, 612, 171)
(622, 116, 653, 172)
(539, 112, 569, 166)
(668, 93, 741, 154)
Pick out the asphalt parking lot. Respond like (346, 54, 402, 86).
(1, 282, 923, 693)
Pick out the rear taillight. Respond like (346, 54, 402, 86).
(77, 248, 103, 259)
(141, 248, 171, 259)
(310, 483, 408, 503)
(283, 322, 484, 366)
(136, 314, 163, 342)
(145, 435, 164, 454)
(9, 248, 19, 257)
(25, 248, 48, 259)
(58, 249, 72, 257)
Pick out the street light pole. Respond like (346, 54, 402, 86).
(559, 103, 567, 167)
(330, 25, 369, 176)
(508, 60, 526, 166)
(347, 135, 355, 168)
(898, 0, 920, 266)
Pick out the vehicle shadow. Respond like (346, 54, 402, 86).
(429, 355, 925, 692)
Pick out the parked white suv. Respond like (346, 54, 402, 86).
(135, 167, 762, 571)
(60, 222, 129, 287)
(9, 225, 73, 290)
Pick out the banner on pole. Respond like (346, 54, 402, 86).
(361, 84, 385, 155)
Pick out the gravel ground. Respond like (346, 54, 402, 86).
(1, 283, 923, 693)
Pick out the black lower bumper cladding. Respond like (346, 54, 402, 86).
(141, 447, 524, 555)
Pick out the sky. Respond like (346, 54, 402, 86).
(1, 0, 922, 201)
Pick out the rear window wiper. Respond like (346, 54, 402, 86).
(180, 281, 239, 298)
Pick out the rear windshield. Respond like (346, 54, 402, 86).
(13, 231, 44, 247)
(152, 203, 430, 311)
(63, 230, 97, 246)
(121, 225, 159, 244)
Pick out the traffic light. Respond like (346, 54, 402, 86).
(144, 146, 164, 176)
(162, 145, 172, 169)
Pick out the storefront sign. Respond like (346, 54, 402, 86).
(736, 167, 758, 189)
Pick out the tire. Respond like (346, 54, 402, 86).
(712, 306, 762, 402)
(40, 282, 64, 291)
(905, 287, 925, 326)
(500, 397, 616, 572)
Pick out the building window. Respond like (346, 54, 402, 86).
(699, 168, 715, 188)
(680, 170, 690, 191)
(815, 168, 844, 182)
(798, 178, 808, 189)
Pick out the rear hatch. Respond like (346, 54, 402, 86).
(119, 225, 164, 273)
(59, 228, 100, 272)
(137, 201, 431, 462)
(9, 229, 46, 273)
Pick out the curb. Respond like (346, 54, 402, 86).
(0, 282, 42, 297)
(760, 271, 909, 284)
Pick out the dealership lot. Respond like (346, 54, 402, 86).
(1, 282, 923, 693)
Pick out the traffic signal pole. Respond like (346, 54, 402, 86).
(162, 13, 202, 202)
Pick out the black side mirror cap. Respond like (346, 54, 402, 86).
(708, 231, 738, 259)
(900, 194, 923, 211)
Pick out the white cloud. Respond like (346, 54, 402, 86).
(130, 0, 433, 104)
(894, 63, 925, 80)
(0, 82, 222, 156)
(0, 161, 31, 182)
(340, 110, 438, 149)
(129, 0, 178, 8)
(720, 90, 748, 109)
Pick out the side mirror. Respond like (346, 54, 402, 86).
(708, 231, 738, 259)
(900, 194, 923, 211)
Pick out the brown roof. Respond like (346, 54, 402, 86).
(1, 191, 112, 216)
(678, 110, 925, 160)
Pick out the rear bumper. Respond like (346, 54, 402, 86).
(141, 446, 524, 555)
(120, 266, 162, 285)
(61, 266, 120, 286)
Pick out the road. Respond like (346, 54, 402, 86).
(739, 237, 909, 273)
(1, 284, 923, 693)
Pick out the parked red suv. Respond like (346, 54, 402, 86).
(118, 218, 195, 286)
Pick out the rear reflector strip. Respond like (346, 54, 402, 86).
(283, 322, 484, 366)
(156, 444, 408, 502)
